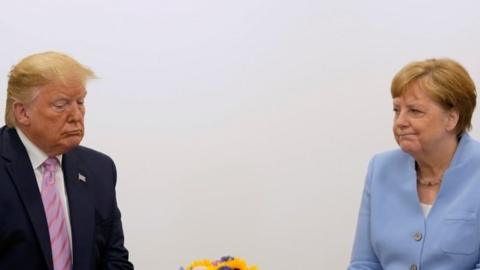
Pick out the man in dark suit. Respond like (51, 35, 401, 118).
(0, 51, 134, 269)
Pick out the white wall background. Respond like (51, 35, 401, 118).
(1, 0, 480, 269)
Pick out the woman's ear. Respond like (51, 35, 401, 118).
(446, 108, 459, 132)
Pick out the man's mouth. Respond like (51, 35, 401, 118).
(65, 130, 83, 136)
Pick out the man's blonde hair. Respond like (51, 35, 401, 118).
(391, 58, 476, 135)
(5, 51, 96, 127)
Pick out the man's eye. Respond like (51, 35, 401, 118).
(53, 101, 68, 109)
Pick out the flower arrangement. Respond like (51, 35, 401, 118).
(180, 256, 258, 270)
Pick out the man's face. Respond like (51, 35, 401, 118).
(20, 81, 87, 156)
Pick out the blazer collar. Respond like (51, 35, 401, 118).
(448, 133, 472, 169)
(1, 127, 54, 270)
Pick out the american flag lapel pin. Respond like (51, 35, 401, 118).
(78, 173, 87, 182)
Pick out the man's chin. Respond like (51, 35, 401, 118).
(57, 137, 83, 154)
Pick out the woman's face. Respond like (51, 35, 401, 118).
(392, 83, 458, 157)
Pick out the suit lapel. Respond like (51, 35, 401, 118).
(63, 150, 94, 270)
(2, 128, 54, 270)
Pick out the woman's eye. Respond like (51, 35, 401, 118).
(410, 109, 423, 115)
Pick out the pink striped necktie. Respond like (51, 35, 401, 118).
(41, 157, 72, 270)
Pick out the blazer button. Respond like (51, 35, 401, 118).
(410, 264, 418, 270)
(414, 231, 422, 241)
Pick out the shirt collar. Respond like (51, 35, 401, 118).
(16, 128, 62, 169)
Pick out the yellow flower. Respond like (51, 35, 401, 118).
(183, 257, 259, 270)
(187, 259, 213, 270)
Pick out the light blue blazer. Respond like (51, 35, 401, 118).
(349, 133, 480, 270)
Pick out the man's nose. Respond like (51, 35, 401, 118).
(68, 103, 84, 122)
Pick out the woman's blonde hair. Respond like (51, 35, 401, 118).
(391, 58, 476, 135)
(5, 51, 96, 127)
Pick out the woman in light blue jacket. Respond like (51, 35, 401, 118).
(349, 58, 479, 270)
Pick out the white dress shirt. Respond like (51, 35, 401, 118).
(16, 128, 73, 253)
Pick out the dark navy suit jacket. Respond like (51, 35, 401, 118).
(0, 126, 133, 270)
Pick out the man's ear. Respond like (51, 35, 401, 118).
(13, 102, 31, 126)
(446, 108, 460, 132)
